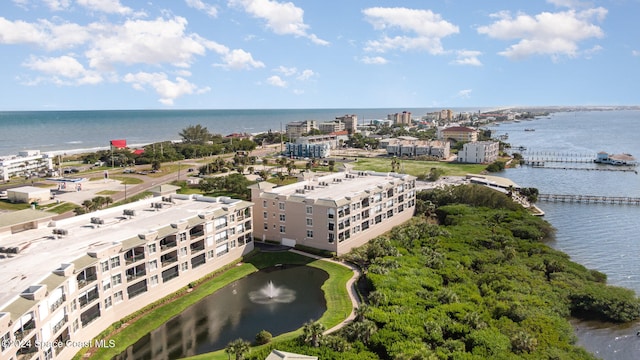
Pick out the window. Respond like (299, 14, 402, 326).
(328, 233, 335, 243)
(114, 291, 123, 303)
(279, 225, 286, 233)
(102, 279, 111, 292)
(181, 262, 189, 271)
(112, 274, 122, 286)
(306, 218, 313, 226)
(279, 214, 286, 222)
(306, 206, 313, 215)
(180, 247, 187, 256)
(263, 211, 268, 219)
(150, 275, 159, 286)
(72, 319, 79, 333)
(110, 256, 120, 268)
(278, 202, 285, 210)
(230, 240, 236, 248)
(149, 260, 158, 271)
(264, 223, 268, 230)
(179, 233, 187, 242)
(148, 243, 157, 254)
(207, 250, 214, 259)
(328, 223, 335, 231)
(104, 296, 112, 309)
(327, 208, 335, 219)
(1, 332, 10, 352)
(263, 200, 267, 207)
(307, 230, 313, 238)
(100, 260, 109, 272)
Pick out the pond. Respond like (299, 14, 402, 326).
(113, 265, 328, 360)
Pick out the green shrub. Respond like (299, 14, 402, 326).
(255, 330, 272, 345)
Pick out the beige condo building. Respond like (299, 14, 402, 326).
(0, 193, 253, 360)
(250, 171, 416, 255)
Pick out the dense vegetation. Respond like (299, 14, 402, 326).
(242, 185, 640, 360)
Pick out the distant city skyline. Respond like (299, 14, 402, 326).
(0, 0, 638, 110)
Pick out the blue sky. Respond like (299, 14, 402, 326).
(0, 0, 638, 110)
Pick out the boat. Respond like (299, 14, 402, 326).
(524, 128, 535, 132)
(594, 152, 638, 166)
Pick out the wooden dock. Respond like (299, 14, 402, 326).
(524, 163, 637, 172)
(538, 194, 640, 205)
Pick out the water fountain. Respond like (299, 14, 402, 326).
(248, 280, 296, 304)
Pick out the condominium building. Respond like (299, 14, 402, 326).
(318, 120, 345, 134)
(380, 138, 450, 159)
(0, 151, 54, 182)
(286, 121, 317, 140)
(387, 111, 412, 126)
(439, 126, 478, 143)
(250, 171, 416, 255)
(335, 115, 358, 134)
(284, 143, 330, 159)
(457, 141, 500, 164)
(0, 193, 253, 360)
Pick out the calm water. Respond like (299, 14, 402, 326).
(0, 107, 489, 156)
(491, 110, 640, 359)
(114, 265, 328, 360)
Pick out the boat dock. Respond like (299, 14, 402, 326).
(524, 163, 637, 172)
(538, 193, 640, 205)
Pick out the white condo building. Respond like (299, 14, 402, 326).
(457, 141, 500, 164)
(0, 151, 53, 182)
(250, 171, 416, 255)
(0, 193, 253, 360)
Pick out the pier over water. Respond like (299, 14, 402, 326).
(538, 193, 640, 205)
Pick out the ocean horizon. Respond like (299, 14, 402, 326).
(0, 107, 496, 157)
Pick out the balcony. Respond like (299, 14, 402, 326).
(52, 315, 68, 334)
(160, 240, 177, 251)
(79, 290, 99, 309)
(190, 241, 205, 254)
(189, 225, 205, 239)
(161, 251, 178, 267)
(80, 304, 100, 328)
(13, 321, 35, 341)
(77, 273, 97, 289)
(126, 265, 147, 281)
(49, 294, 66, 313)
(124, 247, 145, 265)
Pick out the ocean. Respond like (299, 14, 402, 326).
(1, 108, 638, 358)
(0, 108, 488, 157)
(491, 110, 640, 360)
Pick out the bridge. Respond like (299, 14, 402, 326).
(538, 193, 640, 205)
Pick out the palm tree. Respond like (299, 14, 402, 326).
(262, 157, 269, 170)
(354, 304, 370, 322)
(224, 338, 250, 360)
(346, 319, 377, 345)
(82, 199, 94, 212)
(104, 196, 113, 208)
(302, 320, 325, 347)
(179, 124, 211, 144)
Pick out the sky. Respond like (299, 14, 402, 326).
(0, 0, 639, 110)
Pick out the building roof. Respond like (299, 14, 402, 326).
(442, 126, 476, 132)
(0, 208, 56, 229)
(0, 194, 250, 311)
(110, 139, 127, 148)
(255, 170, 415, 207)
(7, 186, 50, 194)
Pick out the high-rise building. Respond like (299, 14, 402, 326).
(335, 115, 358, 133)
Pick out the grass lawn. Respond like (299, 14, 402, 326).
(351, 157, 487, 177)
(81, 251, 354, 360)
(96, 190, 118, 195)
(0, 200, 31, 211)
(39, 201, 78, 214)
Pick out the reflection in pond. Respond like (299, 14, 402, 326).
(114, 265, 328, 360)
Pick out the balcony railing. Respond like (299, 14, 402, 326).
(161, 257, 178, 267)
(190, 245, 205, 253)
(79, 292, 99, 309)
(125, 254, 145, 265)
(190, 230, 205, 238)
(14, 324, 35, 341)
(52, 316, 68, 334)
(77, 274, 97, 289)
(49, 294, 66, 313)
(126, 269, 147, 281)
(160, 242, 177, 250)
(127, 286, 148, 299)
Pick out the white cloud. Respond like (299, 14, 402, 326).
(76, 0, 133, 15)
(229, 0, 329, 45)
(296, 69, 314, 81)
(547, 0, 591, 9)
(266, 75, 287, 87)
(85, 17, 210, 70)
(362, 7, 459, 54)
(123, 71, 210, 105)
(361, 56, 388, 65)
(218, 48, 265, 70)
(633, 50, 640, 57)
(453, 50, 482, 66)
(0, 17, 92, 51)
(477, 8, 606, 60)
(22, 55, 103, 85)
(457, 89, 472, 98)
(186, 0, 218, 17)
(43, 0, 71, 11)
(275, 65, 298, 76)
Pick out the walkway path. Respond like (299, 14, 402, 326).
(288, 249, 362, 335)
